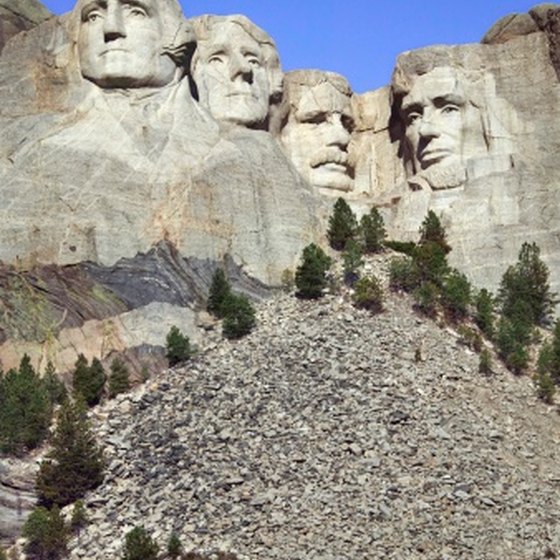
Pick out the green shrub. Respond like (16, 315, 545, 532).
(222, 294, 257, 340)
(23, 506, 68, 560)
(360, 207, 386, 253)
(122, 526, 159, 560)
(441, 269, 472, 322)
(389, 257, 420, 293)
(342, 239, 364, 285)
(413, 281, 439, 318)
(295, 243, 332, 299)
(70, 500, 88, 535)
(352, 275, 384, 314)
(498, 242, 557, 327)
(327, 198, 358, 250)
(384, 240, 417, 256)
(475, 288, 495, 339)
(479, 348, 493, 375)
(458, 325, 483, 353)
(535, 371, 556, 404)
(72, 355, 105, 407)
(36, 398, 104, 508)
(165, 326, 194, 367)
(0, 355, 52, 456)
(108, 358, 131, 398)
(167, 532, 183, 559)
(207, 268, 232, 318)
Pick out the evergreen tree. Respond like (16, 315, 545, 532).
(222, 294, 257, 340)
(43, 361, 67, 407)
(342, 239, 364, 285)
(418, 210, 450, 254)
(413, 241, 449, 287)
(549, 321, 560, 382)
(498, 242, 557, 326)
(496, 313, 532, 374)
(475, 288, 495, 339)
(72, 355, 105, 407)
(360, 207, 386, 253)
(108, 358, 131, 398)
(36, 398, 104, 508)
(0, 355, 52, 455)
(165, 326, 194, 367)
(23, 506, 68, 560)
(327, 198, 358, 250)
(122, 526, 159, 560)
(388, 257, 420, 293)
(167, 532, 183, 559)
(207, 268, 232, 318)
(441, 269, 472, 322)
(295, 244, 333, 299)
(479, 348, 493, 375)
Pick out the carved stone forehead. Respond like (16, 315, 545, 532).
(403, 66, 467, 106)
(284, 71, 351, 106)
(294, 82, 352, 119)
(70, 0, 184, 31)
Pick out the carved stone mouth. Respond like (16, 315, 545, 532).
(100, 48, 129, 55)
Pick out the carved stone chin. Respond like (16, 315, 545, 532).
(276, 70, 355, 195)
(409, 161, 467, 191)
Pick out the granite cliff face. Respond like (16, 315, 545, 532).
(2, 1, 560, 373)
(0, 0, 51, 52)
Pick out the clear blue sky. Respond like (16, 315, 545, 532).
(41, 0, 538, 93)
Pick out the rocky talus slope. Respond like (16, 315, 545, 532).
(66, 262, 560, 559)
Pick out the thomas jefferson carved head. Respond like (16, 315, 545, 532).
(73, 0, 193, 88)
(274, 71, 354, 194)
(190, 15, 283, 128)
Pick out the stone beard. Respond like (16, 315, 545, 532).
(76, 0, 182, 88)
(280, 74, 354, 194)
(400, 66, 485, 190)
(191, 16, 281, 128)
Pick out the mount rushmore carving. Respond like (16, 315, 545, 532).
(1, 0, 560, 373)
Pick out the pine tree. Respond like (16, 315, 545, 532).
(165, 326, 194, 367)
(0, 355, 52, 455)
(108, 358, 131, 398)
(207, 268, 232, 318)
(327, 198, 358, 250)
(496, 313, 532, 374)
(43, 361, 67, 407)
(342, 239, 364, 285)
(70, 500, 88, 535)
(122, 526, 159, 560)
(475, 288, 495, 339)
(72, 355, 105, 407)
(36, 398, 104, 508)
(360, 207, 386, 253)
(295, 243, 333, 299)
(23, 506, 68, 560)
(441, 269, 472, 322)
(222, 294, 257, 340)
(498, 242, 557, 326)
(419, 210, 450, 254)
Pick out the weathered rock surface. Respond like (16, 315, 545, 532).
(60, 257, 560, 559)
(0, 0, 51, 53)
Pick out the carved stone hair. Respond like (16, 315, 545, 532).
(190, 14, 283, 101)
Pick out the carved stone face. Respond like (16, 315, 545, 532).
(401, 67, 470, 176)
(77, 0, 177, 88)
(192, 21, 271, 127)
(281, 81, 353, 193)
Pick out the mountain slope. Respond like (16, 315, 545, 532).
(67, 272, 560, 559)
